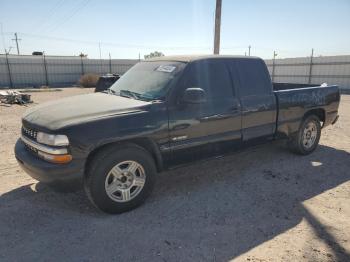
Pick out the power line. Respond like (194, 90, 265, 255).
(1, 31, 316, 57)
(0, 23, 6, 53)
(3, 31, 214, 50)
(4, 32, 311, 55)
(31, 0, 67, 33)
(46, 0, 91, 33)
(12, 33, 21, 55)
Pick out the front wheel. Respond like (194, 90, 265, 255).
(288, 115, 321, 155)
(84, 144, 157, 214)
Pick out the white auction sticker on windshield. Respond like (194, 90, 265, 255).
(156, 65, 176, 73)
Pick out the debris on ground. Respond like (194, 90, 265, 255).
(0, 90, 32, 105)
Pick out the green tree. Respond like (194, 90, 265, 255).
(144, 51, 164, 59)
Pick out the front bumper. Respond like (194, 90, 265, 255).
(14, 139, 85, 190)
(332, 115, 339, 125)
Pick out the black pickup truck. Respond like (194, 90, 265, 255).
(15, 55, 340, 214)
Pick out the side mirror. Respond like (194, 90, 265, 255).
(182, 87, 207, 104)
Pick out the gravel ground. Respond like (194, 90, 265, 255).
(0, 88, 349, 262)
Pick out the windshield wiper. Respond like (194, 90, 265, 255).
(103, 88, 117, 95)
(118, 90, 159, 102)
(119, 90, 143, 100)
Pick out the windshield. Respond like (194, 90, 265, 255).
(109, 61, 186, 101)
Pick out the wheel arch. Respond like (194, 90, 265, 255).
(84, 138, 163, 176)
(303, 108, 325, 124)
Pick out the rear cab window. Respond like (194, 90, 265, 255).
(227, 59, 272, 97)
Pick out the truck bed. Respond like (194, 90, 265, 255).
(273, 83, 340, 137)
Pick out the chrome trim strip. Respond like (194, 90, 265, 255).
(21, 135, 68, 155)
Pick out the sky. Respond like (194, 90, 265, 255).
(1, 0, 349, 59)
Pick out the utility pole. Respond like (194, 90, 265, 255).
(80, 54, 85, 76)
(109, 52, 112, 73)
(308, 48, 314, 84)
(272, 51, 277, 82)
(98, 42, 102, 60)
(248, 45, 251, 56)
(5, 46, 13, 54)
(42, 51, 49, 86)
(12, 33, 21, 55)
(98, 42, 102, 72)
(213, 0, 222, 54)
(5, 50, 13, 88)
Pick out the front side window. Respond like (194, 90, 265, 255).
(182, 60, 234, 101)
(110, 61, 186, 101)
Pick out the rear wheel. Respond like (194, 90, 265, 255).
(288, 115, 321, 155)
(84, 144, 156, 214)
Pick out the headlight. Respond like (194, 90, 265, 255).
(36, 132, 69, 146)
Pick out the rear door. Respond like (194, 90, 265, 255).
(227, 59, 277, 140)
(167, 59, 242, 166)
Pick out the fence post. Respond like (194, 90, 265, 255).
(109, 53, 112, 73)
(5, 52, 13, 88)
(80, 56, 85, 75)
(272, 51, 276, 82)
(43, 53, 49, 86)
(308, 48, 314, 84)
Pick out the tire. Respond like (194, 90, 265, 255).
(84, 143, 157, 214)
(288, 115, 321, 155)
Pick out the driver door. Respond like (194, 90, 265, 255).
(167, 59, 242, 166)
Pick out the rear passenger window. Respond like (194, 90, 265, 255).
(228, 59, 271, 96)
(184, 60, 234, 101)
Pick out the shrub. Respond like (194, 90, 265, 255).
(79, 74, 100, 87)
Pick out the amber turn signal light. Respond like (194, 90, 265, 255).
(38, 151, 72, 164)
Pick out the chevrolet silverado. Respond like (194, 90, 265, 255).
(15, 55, 340, 214)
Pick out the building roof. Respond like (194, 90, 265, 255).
(147, 54, 260, 62)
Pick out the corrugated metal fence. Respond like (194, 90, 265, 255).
(0, 54, 138, 88)
(1, 54, 350, 90)
(265, 55, 350, 90)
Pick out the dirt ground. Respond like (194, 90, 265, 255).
(0, 88, 349, 262)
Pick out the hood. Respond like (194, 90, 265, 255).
(23, 92, 151, 130)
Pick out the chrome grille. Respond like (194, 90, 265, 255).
(22, 125, 38, 140)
